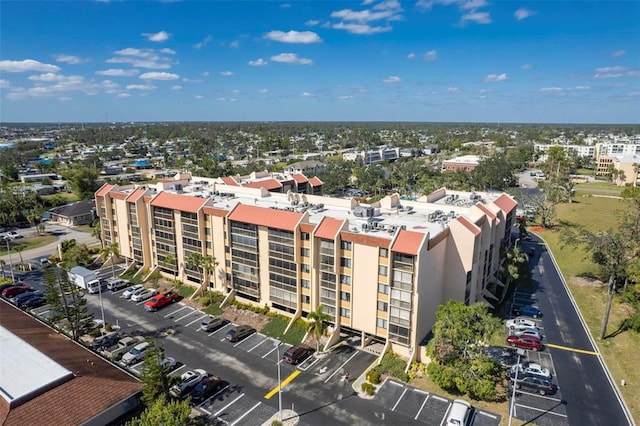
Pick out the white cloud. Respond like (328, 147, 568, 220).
(248, 58, 268, 66)
(305, 19, 319, 26)
(143, 31, 170, 42)
(611, 50, 626, 58)
(0, 79, 10, 89)
(126, 83, 156, 90)
(229, 40, 240, 48)
(116, 93, 130, 98)
(301, 91, 315, 97)
(194, 35, 212, 49)
(461, 11, 491, 24)
(424, 50, 437, 61)
(96, 68, 139, 77)
(596, 66, 627, 73)
(484, 73, 507, 82)
(160, 48, 176, 55)
(220, 70, 234, 77)
(58, 96, 72, 101)
(446, 87, 460, 93)
(521, 63, 532, 70)
(195, 95, 204, 99)
(0, 59, 60, 73)
(331, 1, 402, 22)
(540, 87, 563, 92)
(28, 73, 65, 82)
(593, 66, 640, 79)
(574, 86, 590, 90)
(6, 75, 121, 100)
(270, 53, 313, 65)
(407, 52, 415, 59)
(107, 48, 173, 69)
(264, 30, 322, 44)
(171, 85, 182, 90)
(139, 72, 179, 80)
(382, 75, 402, 83)
(339, 95, 354, 99)
(54, 54, 84, 64)
(280, 3, 291, 8)
(331, 22, 392, 34)
(460, 0, 487, 10)
(514, 8, 535, 20)
(259, 88, 269, 94)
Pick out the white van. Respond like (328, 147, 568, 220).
(446, 399, 472, 426)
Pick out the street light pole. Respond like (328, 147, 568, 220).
(98, 278, 106, 335)
(274, 341, 283, 421)
(508, 348, 526, 426)
(6, 238, 15, 282)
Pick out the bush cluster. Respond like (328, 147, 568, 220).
(360, 382, 375, 396)
(376, 352, 409, 382)
(367, 368, 382, 384)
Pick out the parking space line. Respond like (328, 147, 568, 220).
(414, 394, 430, 420)
(432, 395, 448, 402)
(388, 380, 404, 387)
(234, 335, 258, 347)
(262, 343, 279, 359)
(214, 393, 245, 417)
(265, 370, 300, 399)
(248, 337, 270, 353)
(297, 356, 319, 371)
(174, 309, 198, 322)
(515, 403, 568, 417)
(230, 401, 261, 426)
(478, 411, 497, 419)
(546, 343, 599, 355)
(164, 305, 189, 318)
(515, 390, 563, 402)
(210, 323, 233, 337)
(440, 403, 452, 426)
(323, 351, 359, 384)
(170, 365, 186, 376)
(198, 407, 211, 415)
(391, 387, 408, 411)
(197, 385, 230, 407)
(185, 314, 208, 328)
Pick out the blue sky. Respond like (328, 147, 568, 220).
(0, 1, 639, 123)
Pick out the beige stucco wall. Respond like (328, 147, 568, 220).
(444, 219, 478, 302)
(113, 198, 131, 259)
(350, 243, 380, 336)
(412, 235, 437, 362)
(257, 226, 271, 305)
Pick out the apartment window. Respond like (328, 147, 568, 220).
(301, 263, 310, 273)
(206, 241, 212, 249)
(225, 259, 231, 268)
(340, 257, 351, 268)
(377, 301, 388, 312)
(340, 274, 351, 285)
(379, 248, 388, 258)
(378, 265, 388, 276)
(340, 307, 351, 318)
(340, 291, 351, 302)
(301, 279, 310, 289)
(377, 318, 388, 329)
(205, 227, 211, 235)
(302, 295, 310, 304)
(378, 283, 389, 295)
(301, 232, 310, 241)
(301, 247, 310, 257)
(340, 240, 352, 250)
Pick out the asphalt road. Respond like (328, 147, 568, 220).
(523, 235, 633, 426)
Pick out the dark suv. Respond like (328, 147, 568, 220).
(511, 373, 557, 396)
(225, 325, 255, 342)
(282, 345, 314, 365)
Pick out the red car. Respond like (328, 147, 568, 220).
(2, 285, 35, 299)
(144, 291, 179, 312)
(507, 335, 542, 351)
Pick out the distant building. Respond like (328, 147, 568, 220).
(343, 146, 400, 164)
(442, 155, 482, 172)
(283, 160, 326, 176)
(49, 200, 97, 226)
(596, 154, 640, 186)
(19, 173, 59, 183)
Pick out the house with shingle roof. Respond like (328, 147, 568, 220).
(48, 200, 97, 227)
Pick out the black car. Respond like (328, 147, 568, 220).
(190, 375, 229, 404)
(13, 290, 43, 306)
(225, 325, 255, 342)
(282, 345, 314, 365)
(90, 332, 123, 351)
(510, 373, 557, 396)
(21, 295, 45, 309)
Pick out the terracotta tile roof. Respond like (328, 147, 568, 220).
(308, 176, 323, 186)
(126, 188, 146, 203)
(228, 204, 302, 231)
(203, 206, 228, 217)
(456, 215, 481, 236)
(221, 176, 239, 186)
(391, 229, 425, 255)
(340, 231, 390, 248)
(493, 193, 517, 213)
(314, 217, 344, 239)
(0, 301, 142, 426)
(242, 178, 283, 190)
(476, 203, 497, 219)
(110, 191, 128, 200)
(95, 183, 114, 197)
(150, 192, 207, 213)
(300, 222, 316, 233)
(292, 174, 308, 183)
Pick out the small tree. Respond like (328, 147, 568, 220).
(43, 267, 93, 341)
(100, 242, 120, 278)
(125, 394, 192, 426)
(140, 340, 174, 406)
(307, 304, 331, 352)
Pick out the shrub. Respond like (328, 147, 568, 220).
(367, 368, 382, 384)
(377, 352, 409, 382)
(89, 328, 103, 338)
(270, 421, 283, 426)
(361, 382, 375, 396)
(408, 362, 428, 380)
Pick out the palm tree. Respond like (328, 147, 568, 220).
(0, 259, 5, 279)
(161, 254, 177, 282)
(186, 253, 217, 296)
(99, 242, 120, 278)
(307, 304, 331, 352)
(91, 220, 103, 248)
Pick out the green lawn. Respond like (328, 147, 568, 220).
(260, 316, 307, 345)
(1, 235, 56, 256)
(574, 180, 621, 193)
(41, 192, 80, 202)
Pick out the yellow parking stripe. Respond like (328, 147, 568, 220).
(546, 343, 599, 356)
(264, 370, 300, 399)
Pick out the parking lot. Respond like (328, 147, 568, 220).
(508, 289, 568, 426)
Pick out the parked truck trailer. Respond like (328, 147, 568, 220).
(67, 266, 102, 294)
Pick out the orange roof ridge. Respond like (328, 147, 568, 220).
(314, 217, 344, 239)
(391, 229, 425, 255)
(150, 192, 208, 213)
(227, 204, 302, 231)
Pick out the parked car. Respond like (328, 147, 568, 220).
(200, 316, 228, 332)
(169, 369, 207, 399)
(122, 284, 144, 299)
(21, 295, 45, 309)
(131, 288, 158, 302)
(106, 278, 129, 292)
(225, 325, 256, 342)
(90, 332, 123, 351)
(160, 356, 177, 372)
(505, 317, 538, 330)
(512, 305, 542, 318)
(2, 285, 35, 299)
(190, 375, 229, 404)
(0, 282, 21, 293)
(39, 258, 51, 267)
(510, 327, 542, 340)
(12, 290, 43, 306)
(446, 399, 472, 426)
(120, 341, 150, 366)
(6, 231, 22, 240)
(506, 335, 543, 351)
(510, 373, 557, 396)
(511, 362, 552, 380)
(282, 345, 314, 365)
(528, 247, 535, 256)
(144, 291, 179, 311)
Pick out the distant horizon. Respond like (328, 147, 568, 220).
(1, 1, 638, 123)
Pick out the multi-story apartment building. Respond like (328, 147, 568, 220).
(441, 155, 482, 172)
(95, 175, 517, 363)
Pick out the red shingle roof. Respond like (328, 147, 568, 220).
(150, 192, 207, 213)
(95, 183, 114, 197)
(340, 231, 390, 248)
(110, 191, 127, 200)
(308, 176, 323, 186)
(476, 203, 497, 219)
(221, 176, 239, 186)
(242, 178, 283, 190)
(202, 206, 228, 217)
(391, 230, 425, 255)
(292, 174, 308, 183)
(314, 217, 344, 239)
(126, 188, 146, 203)
(493, 193, 517, 214)
(227, 204, 302, 231)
